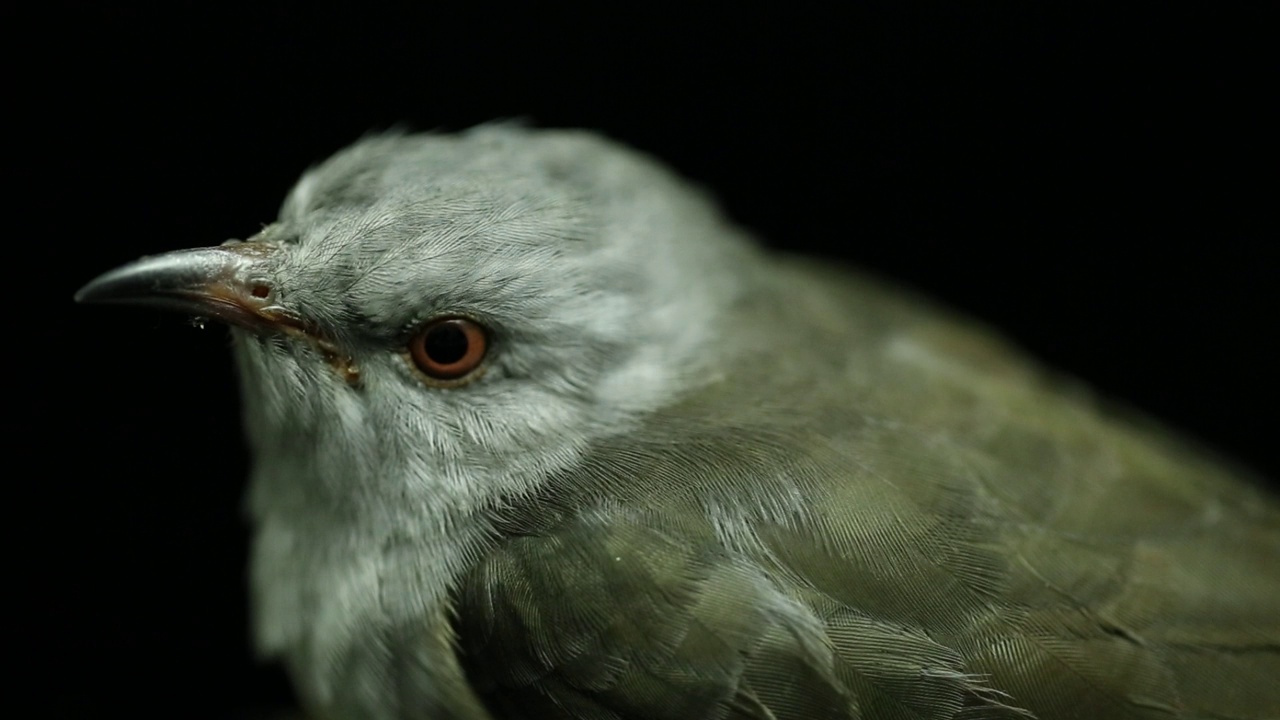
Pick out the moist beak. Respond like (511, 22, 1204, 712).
(74, 244, 298, 332)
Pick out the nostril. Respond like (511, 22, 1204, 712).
(250, 284, 271, 299)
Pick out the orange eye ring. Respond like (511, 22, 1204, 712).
(408, 317, 488, 382)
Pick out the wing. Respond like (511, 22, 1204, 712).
(457, 259, 1280, 719)
(455, 512, 1022, 720)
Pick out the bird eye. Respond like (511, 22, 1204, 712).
(408, 317, 488, 383)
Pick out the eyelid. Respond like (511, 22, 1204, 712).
(397, 309, 498, 343)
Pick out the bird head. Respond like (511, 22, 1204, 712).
(78, 127, 753, 520)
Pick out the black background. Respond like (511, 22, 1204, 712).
(18, 3, 1275, 718)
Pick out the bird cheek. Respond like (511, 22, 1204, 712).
(313, 338, 362, 387)
(327, 355, 363, 387)
(237, 329, 363, 390)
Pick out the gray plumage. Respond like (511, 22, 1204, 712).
(78, 125, 1280, 720)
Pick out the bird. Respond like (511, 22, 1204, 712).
(77, 124, 1279, 720)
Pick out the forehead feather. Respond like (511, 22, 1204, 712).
(269, 130, 641, 333)
(281, 126, 619, 221)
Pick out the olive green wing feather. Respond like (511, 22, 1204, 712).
(454, 511, 1026, 720)
(455, 514, 857, 720)
(753, 258, 1280, 718)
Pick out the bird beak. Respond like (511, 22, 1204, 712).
(75, 242, 301, 334)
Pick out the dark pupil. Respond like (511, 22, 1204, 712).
(425, 323, 469, 364)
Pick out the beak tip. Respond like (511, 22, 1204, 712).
(73, 264, 146, 306)
(73, 277, 105, 305)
